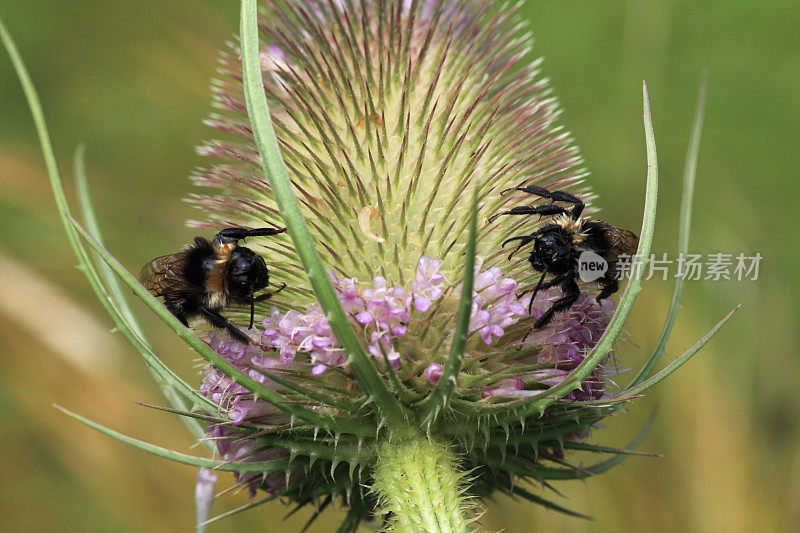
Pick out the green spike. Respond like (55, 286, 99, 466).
(56, 405, 291, 474)
(506, 484, 591, 520)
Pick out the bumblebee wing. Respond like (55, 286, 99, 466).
(589, 220, 639, 270)
(139, 251, 191, 296)
(607, 226, 639, 256)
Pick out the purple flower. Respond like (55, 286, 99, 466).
(201, 255, 616, 506)
(206, 424, 288, 497)
(482, 378, 525, 399)
(261, 305, 346, 371)
(362, 277, 411, 328)
(523, 290, 614, 363)
(204, 257, 614, 417)
(329, 273, 366, 315)
(424, 363, 443, 384)
(466, 260, 528, 345)
(412, 256, 446, 312)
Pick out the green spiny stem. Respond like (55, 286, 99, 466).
(372, 439, 471, 533)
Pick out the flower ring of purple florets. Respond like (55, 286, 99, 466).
(202, 254, 616, 407)
(199, 254, 616, 494)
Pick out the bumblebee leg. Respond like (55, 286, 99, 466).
(596, 278, 619, 301)
(535, 271, 573, 292)
(163, 297, 190, 327)
(526, 270, 571, 315)
(534, 278, 580, 329)
(200, 306, 252, 345)
(488, 204, 566, 223)
(253, 283, 287, 302)
(501, 184, 553, 197)
(175, 313, 189, 328)
(503, 185, 585, 219)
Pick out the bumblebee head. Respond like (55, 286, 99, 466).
(530, 230, 572, 273)
(227, 247, 269, 299)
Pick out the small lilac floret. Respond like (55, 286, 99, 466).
(412, 255, 446, 312)
(482, 378, 525, 399)
(524, 290, 613, 363)
(424, 363, 443, 384)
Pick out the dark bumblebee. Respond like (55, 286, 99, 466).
(493, 185, 638, 329)
(139, 227, 286, 344)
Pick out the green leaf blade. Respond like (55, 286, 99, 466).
(73, 146, 215, 442)
(1, 17, 219, 430)
(623, 305, 739, 398)
(55, 404, 291, 474)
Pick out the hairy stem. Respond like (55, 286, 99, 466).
(373, 439, 471, 532)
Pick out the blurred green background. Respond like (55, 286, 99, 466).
(0, 1, 797, 531)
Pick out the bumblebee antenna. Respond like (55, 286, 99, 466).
(213, 227, 287, 245)
(501, 234, 536, 260)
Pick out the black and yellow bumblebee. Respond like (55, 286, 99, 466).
(493, 185, 638, 329)
(139, 227, 286, 344)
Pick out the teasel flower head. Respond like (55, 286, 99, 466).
(174, 0, 733, 528)
(3, 0, 735, 529)
(184, 0, 638, 525)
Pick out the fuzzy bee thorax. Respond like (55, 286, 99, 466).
(553, 213, 587, 243)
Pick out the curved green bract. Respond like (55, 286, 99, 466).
(74, 146, 213, 445)
(524, 413, 656, 481)
(0, 17, 218, 421)
(55, 405, 291, 474)
(239, 0, 411, 435)
(622, 305, 739, 397)
(629, 74, 708, 387)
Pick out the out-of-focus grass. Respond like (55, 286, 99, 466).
(0, 1, 797, 531)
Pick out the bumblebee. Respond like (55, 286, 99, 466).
(139, 227, 286, 344)
(492, 185, 638, 329)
